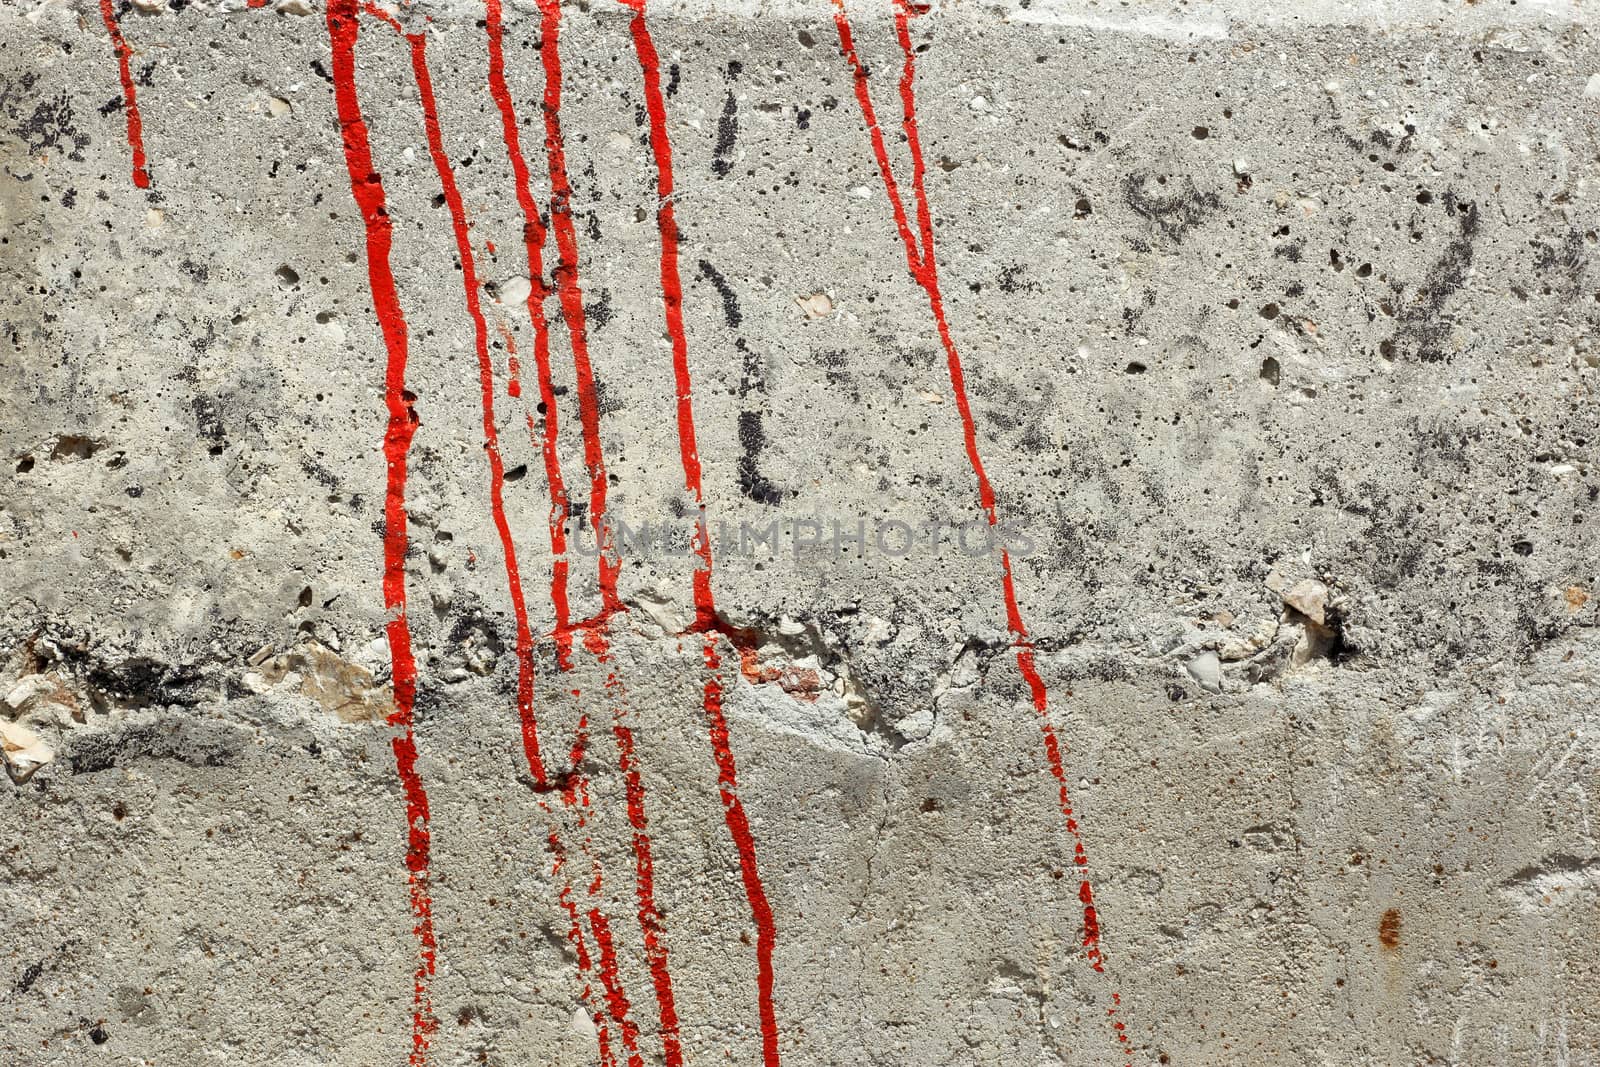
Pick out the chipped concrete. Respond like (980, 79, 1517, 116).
(2, 0, 1599, 1063)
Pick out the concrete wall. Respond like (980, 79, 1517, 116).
(2, 0, 1598, 1063)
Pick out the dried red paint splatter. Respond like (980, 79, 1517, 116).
(831, 0, 1134, 1059)
(323, 1, 437, 1060)
(534, 0, 621, 622)
(589, 908, 647, 1067)
(101, 3, 1140, 1063)
(98, 0, 151, 189)
(553, 833, 621, 1067)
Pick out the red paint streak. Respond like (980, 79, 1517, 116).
(832, 1, 1132, 1060)
(480, 16, 649, 1067)
(620, 4, 702, 515)
(323, 2, 437, 1060)
(356, 16, 643, 1067)
(358, 0, 404, 33)
(584, 660, 683, 1067)
(589, 909, 647, 1067)
(488, 4, 686, 1061)
(496, 322, 523, 400)
(483, 0, 575, 670)
(562, 708, 592, 808)
(553, 834, 620, 1067)
(830, 0, 994, 519)
(401, 22, 549, 794)
(610, 676, 683, 1067)
(699, 638, 780, 1061)
(356, 0, 404, 29)
(621, 5, 781, 1063)
(98, 0, 151, 190)
(535, 0, 621, 618)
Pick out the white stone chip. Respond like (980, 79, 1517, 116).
(1185, 651, 1223, 693)
(497, 276, 533, 306)
(796, 292, 833, 318)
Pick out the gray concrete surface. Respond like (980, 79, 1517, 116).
(2, 0, 1599, 1063)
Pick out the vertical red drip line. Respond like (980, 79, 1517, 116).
(535, 0, 623, 618)
(830, 1, 1132, 1061)
(484, 1, 688, 1060)
(698, 636, 780, 1063)
(387, 13, 649, 1064)
(589, 909, 647, 1067)
(323, 2, 437, 1061)
(98, 0, 151, 190)
(483, 0, 577, 669)
(891, 4, 936, 273)
(620, 6, 702, 509)
(620, 5, 781, 1064)
(402, 19, 548, 794)
(529, 3, 687, 1059)
(607, 666, 684, 1065)
(553, 834, 621, 1067)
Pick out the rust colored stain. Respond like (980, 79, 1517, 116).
(736, 649, 823, 702)
(1378, 908, 1402, 950)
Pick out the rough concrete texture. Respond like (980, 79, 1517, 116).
(3, 0, 1600, 1063)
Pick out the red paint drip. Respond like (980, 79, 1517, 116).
(496, 321, 523, 399)
(611, 696, 683, 1067)
(831, 0, 994, 519)
(323, 2, 437, 1060)
(563, 708, 592, 808)
(98, 0, 151, 189)
(832, 1, 1133, 1061)
(402, 21, 548, 793)
(483, 0, 575, 670)
(533, 4, 686, 1055)
(536, 0, 621, 616)
(621, 4, 702, 512)
(490, 3, 686, 1060)
(589, 909, 647, 1067)
(700, 638, 780, 1064)
(553, 833, 620, 1067)
(358, 0, 404, 30)
(360, 15, 644, 1067)
(622, 5, 781, 1063)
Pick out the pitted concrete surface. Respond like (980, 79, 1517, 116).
(2, 0, 1599, 1063)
